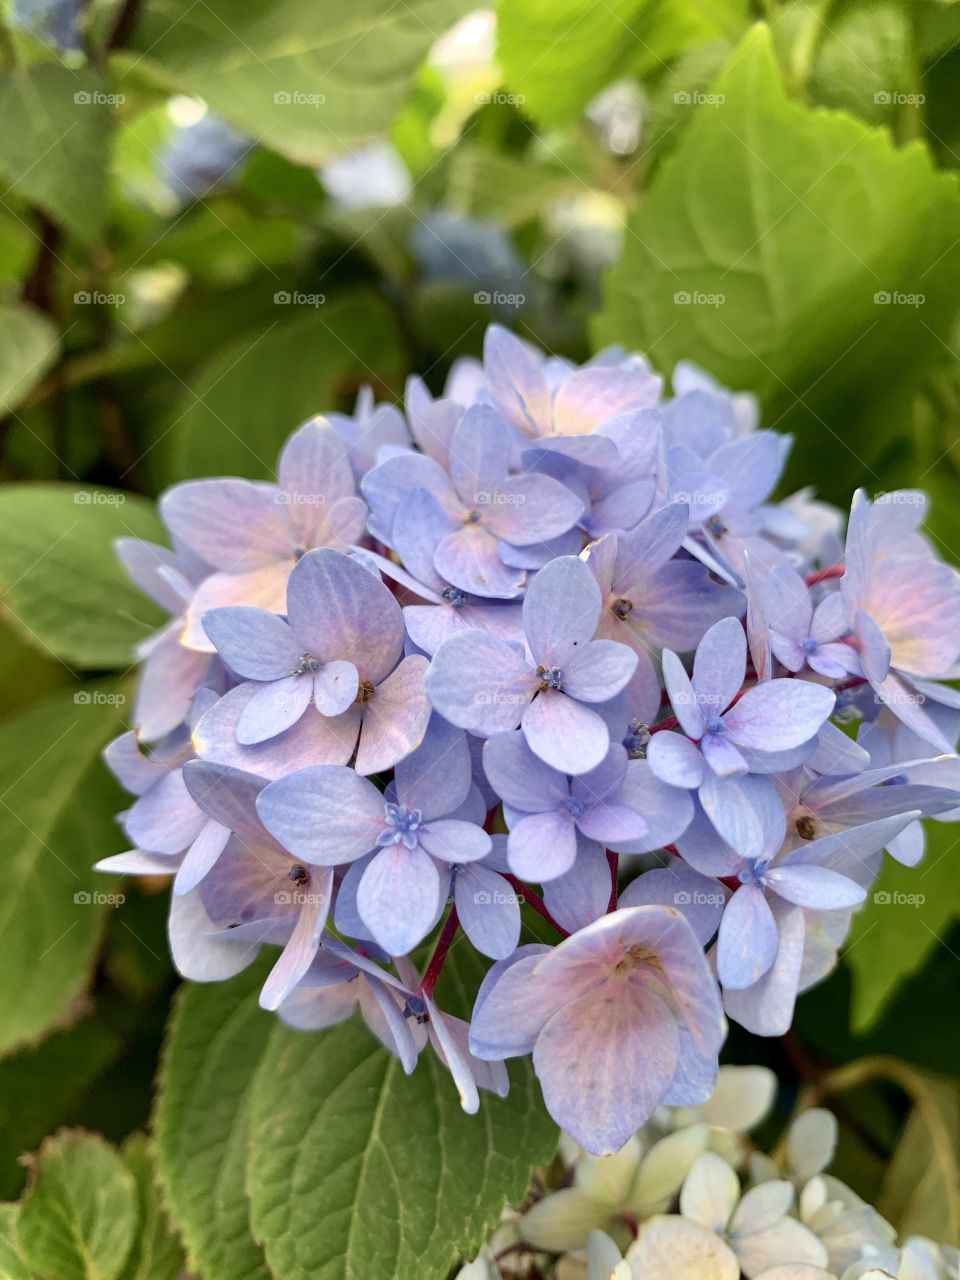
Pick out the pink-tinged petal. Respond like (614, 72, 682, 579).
(319, 495, 368, 550)
(182, 563, 291, 651)
(613, 503, 690, 589)
(449, 405, 509, 505)
(764, 865, 865, 909)
(357, 844, 441, 956)
(161, 479, 290, 571)
(286, 547, 404, 685)
(256, 765, 385, 863)
(523, 433, 621, 471)
(619, 864, 725, 946)
(534, 981, 680, 1154)
(693, 617, 746, 710)
(125, 768, 205, 854)
(483, 324, 551, 435)
(863, 553, 960, 676)
(173, 819, 231, 895)
(469, 947, 564, 1059)
(701, 732, 748, 778)
(661, 649, 706, 739)
(581, 531, 618, 594)
(608, 762, 695, 854)
(198, 834, 301, 926)
(362, 451, 460, 541)
(278, 418, 355, 545)
(552, 361, 660, 435)
(236, 676, 313, 745)
(542, 849, 611, 933)
(507, 810, 578, 881)
(483, 728, 569, 813)
(522, 692, 610, 775)
(418, 819, 490, 864)
(355, 654, 431, 775)
(115, 538, 190, 614)
(394, 714, 472, 819)
(455, 864, 521, 960)
(426, 631, 538, 735)
(723, 680, 835, 751)
(523, 556, 601, 668)
(391, 488, 455, 592)
(313, 660, 359, 717)
(193, 683, 359, 776)
(180, 761, 267, 841)
(717, 884, 779, 990)
(761, 566, 812, 645)
(135, 623, 210, 741)
(168, 886, 261, 981)
(561, 639, 638, 703)
(483, 473, 584, 543)
(646, 732, 705, 789)
(435, 524, 527, 600)
(359, 980, 421, 1073)
(406, 376, 460, 465)
(201, 606, 301, 681)
(723, 900, 805, 1036)
(641, 562, 744, 652)
(628, 1218, 740, 1280)
(855, 608, 891, 684)
(424, 1000, 484, 1114)
(278, 981, 358, 1032)
(260, 873, 333, 1010)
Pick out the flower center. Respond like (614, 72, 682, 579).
(612, 597, 633, 619)
(291, 653, 320, 676)
(536, 664, 563, 692)
(378, 802, 424, 849)
(803, 637, 818, 654)
(356, 680, 375, 702)
(288, 863, 310, 885)
(705, 714, 726, 735)
(442, 586, 467, 608)
(623, 719, 650, 759)
(566, 797, 585, 819)
(795, 814, 818, 840)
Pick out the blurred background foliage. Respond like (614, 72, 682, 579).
(1, 0, 959, 1268)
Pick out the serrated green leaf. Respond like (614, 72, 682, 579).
(0, 304, 59, 416)
(0, 65, 111, 243)
(164, 292, 405, 482)
(123, 0, 473, 167)
(17, 1131, 137, 1280)
(0, 1204, 34, 1280)
(846, 820, 960, 1029)
(0, 687, 128, 1060)
(595, 24, 960, 499)
(246, 946, 557, 1280)
(0, 484, 165, 670)
(118, 1136, 184, 1280)
(154, 961, 274, 1280)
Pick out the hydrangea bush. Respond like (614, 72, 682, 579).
(456, 1065, 960, 1280)
(98, 324, 960, 1155)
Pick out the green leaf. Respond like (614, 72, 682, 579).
(246, 947, 557, 1280)
(164, 292, 405, 482)
(595, 24, 960, 501)
(0, 1204, 34, 1280)
(123, 0, 474, 167)
(0, 484, 165, 670)
(119, 1136, 184, 1280)
(846, 820, 960, 1029)
(446, 147, 579, 227)
(878, 1071, 960, 1245)
(154, 961, 274, 1280)
(0, 686, 128, 1060)
(0, 304, 59, 416)
(0, 65, 111, 243)
(17, 1131, 137, 1280)
(498, 0, 747, 126)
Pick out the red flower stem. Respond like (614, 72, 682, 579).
(504, 875, 570, 938)
(420, 906, 460, 997)
(606, 850, 619, 913)
(805, 564, 844, 587)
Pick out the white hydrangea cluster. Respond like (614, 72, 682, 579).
(457, 1066, 958, 1280)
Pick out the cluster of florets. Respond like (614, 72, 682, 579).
(99, 325, 960, 1154)
(457, 1065, 958, 1280)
